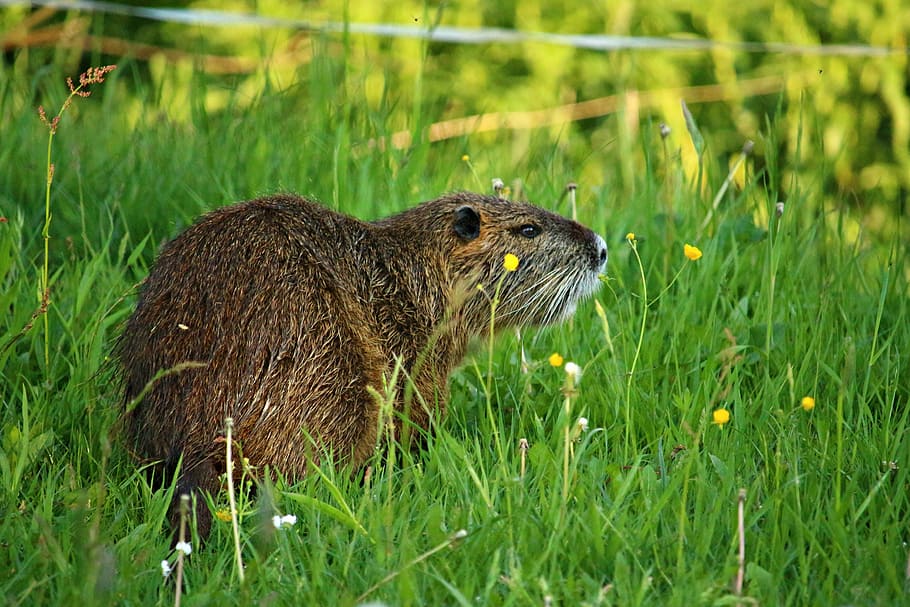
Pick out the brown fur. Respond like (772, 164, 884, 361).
(119, 192, 606, 537)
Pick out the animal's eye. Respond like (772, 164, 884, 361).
(518, 224, 541, 239)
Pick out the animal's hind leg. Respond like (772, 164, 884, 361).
(169, 455, 220, 543)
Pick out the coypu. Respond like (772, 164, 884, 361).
(119, 192, 607, 538)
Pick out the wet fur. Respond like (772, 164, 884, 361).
(119, 192, 606, 537)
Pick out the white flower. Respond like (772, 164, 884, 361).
(564, 362, 581, 380)
(577, 417, 589, 432)
(272, 514, 298, 529)
(161, 559, 172, 578)
(174, 541, 192, 556)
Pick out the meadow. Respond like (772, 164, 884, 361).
(1, 4, 909, 606)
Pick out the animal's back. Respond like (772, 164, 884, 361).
(120, 195, 386, 535)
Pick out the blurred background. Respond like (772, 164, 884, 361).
(2, 1, 908, 236)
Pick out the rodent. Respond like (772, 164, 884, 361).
(119, 192, 607, 538)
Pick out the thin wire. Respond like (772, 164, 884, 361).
(3, 0, 906, 57)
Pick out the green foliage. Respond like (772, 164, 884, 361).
(8, 1, 908, 219)
(1, 8, 909, 606)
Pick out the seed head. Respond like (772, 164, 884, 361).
(564, 362, 581, 380)
(492, 178, 505, 197)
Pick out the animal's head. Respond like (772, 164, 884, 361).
(439, 193, 607, 330)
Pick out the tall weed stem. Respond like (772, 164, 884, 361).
(625, 238, 647, 448)
(36, 65, 115, 372)
(561, 375, 577, 506)
(224, 417, 245, 583)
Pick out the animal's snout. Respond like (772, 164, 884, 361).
(591, 233, 608, 271)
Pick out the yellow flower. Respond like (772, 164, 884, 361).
(800, 396, 815, 411)
(215, 509, 232, 522)
(712, 408, 731, 426)
(503, 253, 520, 272)
(548, 352, 564, 367)
(625, 232, 635, 242)
(684, 244, 703, 261)
(461, 154, 470, 162)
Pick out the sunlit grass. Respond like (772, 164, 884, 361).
(0, 45, 908, 607)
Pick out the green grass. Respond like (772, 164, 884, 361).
(1, 42, 908, 607)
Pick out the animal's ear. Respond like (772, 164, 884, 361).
(452, 205, 481, 240)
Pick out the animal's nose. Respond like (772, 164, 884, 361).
(591, 233, 608, 271)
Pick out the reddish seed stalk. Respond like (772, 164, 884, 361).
(36, 64, 116, 372)
(175, 494, 189, 607)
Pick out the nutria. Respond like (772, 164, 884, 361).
(119, 192, 607, 538)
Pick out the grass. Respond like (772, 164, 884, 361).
(1, 41, 908, 607)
